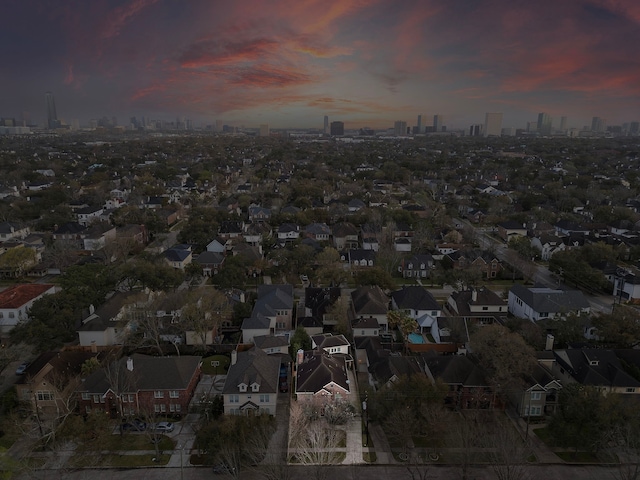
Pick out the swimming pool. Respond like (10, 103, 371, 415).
(408, 332, 425, 344)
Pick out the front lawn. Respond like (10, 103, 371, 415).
(68, 453, 171, 468)
(201, 355, 230, 375)
(77, 432, 175, 452)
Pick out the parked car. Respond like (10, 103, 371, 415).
(15, 362, 29, 376)
(153, 421, 175, 433)
(121, 419, 147, 432)
(279, 379, 288, 393)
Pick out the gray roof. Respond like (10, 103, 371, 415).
(312, 333, 350, 349)
(554, 349, 640, 388)
(253, 285, 293, 317)
(510, 285, 590, 313)
(351, 286, 389, 316)
(222, 348, 280, 395)
(423, 354, 489, 387)
(296, 352, 350, 394)
(80, 354, 201, 394)
(391, 286, 440, 311)
(254, 335, 289, 349)
(78, 292, 140, 332)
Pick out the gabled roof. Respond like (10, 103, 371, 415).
(223, 348, 280, 395)
(78, 291, 140, 332)
(372, 355, 423, 386)
(0, 284, 55, 309)
(497, 220, 526, 230)
(351, 286, 389, 316)
(194, 251, 225, 266)
(332, 222, 358, 237)
(554, 349, 640, 388)
(254, 335, 289, 349)
(241, 312, 273, 330)
(15, 350, 103, 385)
(53, 222, 86, 235)
(391, 286, 440, 311)
(296, 352, 349, 394)
(254, 285, 293, 316)
(81, 354, 202, 393)
(312, 333, 350, 349)
(423, 354, 489, 387)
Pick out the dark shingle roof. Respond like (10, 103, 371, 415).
(510, 285, 590, 313)
(391, 286, 440, 311)
(222, 348, 280, 394)
(296, 352, 349, 393)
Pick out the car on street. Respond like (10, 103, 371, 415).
(153, 421, 175, 433)
(15, 362, 29, 375)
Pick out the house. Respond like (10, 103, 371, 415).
(77, 291, 144, 347)
(0, 222, 30, 241)
(496, 220, 527, 242)
(222, 348, 280, 416)
(164, 244, 193, 270)
(253, 335, 290, 355)
(394, 237, 412, 253)
(550, 349, 640, 395)
(0, 284, 56, 337)
(303, 287, 342, 328)
(391, 286, 441, 331)
(347, 198, 366, 213)
(116, 224, 148, 248)
(304, 223, 331, 242)
(447, 249, 503, 279)
(341, 249, 375, 269)
(219, 221, 245, 240)
(613, 270, 640, 303)
(332, 222, 359, 250)
(76, 205, 105, 226)
(248, 205, 271, 222)
(243, 222, 271, 248)
(531, 234, 566, 261)
(52, 222, 87, 249)
(350, 286, 389, 332)
(422, 353, 497, 410)
(361, 237, 379, 252)
(15, 350, 103, 418)
(77, 354, 202, 417)
(445, 287, 507, 324)
(297, 316, 324, 336)
(400, 254, 434, 279)
(369, 353, 423, 390)
(311, 333, 351, 356)
(508, 285, 591, 322)
(554, 220, 590, 236)
(295, 350, 351, 407)
(194, 251, 225, 276)
(277, 223, 300, 243)
(241, 285, 294, 342)
(83, 224, 117, 251)
(206, 237, 227, 254)
(512, 364, 562, 418)
(351, 316, 380, 337)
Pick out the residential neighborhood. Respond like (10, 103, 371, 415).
(0, 131, 640, 478)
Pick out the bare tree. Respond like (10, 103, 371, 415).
(487, 418, 534, 480)
(181, 287, 231, 351)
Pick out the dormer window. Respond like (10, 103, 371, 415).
(238, 383, 247, 392)
(251, 383, 260, 392)
(589, 360, 599, 366)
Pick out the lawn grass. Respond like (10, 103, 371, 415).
(78, 433, 175, 452)
(68, 453, 171, 468)
(532, 426, 555, 447)
(201, 355, 230, 375)
(555, 451, 601, 463)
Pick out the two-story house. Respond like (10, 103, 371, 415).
(445, 287, 507, 324)
(400, 254, 434, 279)
(350, 286, 389, 332)
(0, 283, 56, 337)
(78, 354, 202, 418)
(222, 348, 280, 416)
(241, 285, 294, 342)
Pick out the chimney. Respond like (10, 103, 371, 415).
(126, 357, 134, 371)
(545, 334, 555, 351)
(471, 289, 477, 302)
(297, 349, 304, 366)
(231, 349, 237, 366)
(90, 341, 97, 353)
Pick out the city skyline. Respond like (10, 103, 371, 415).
(1, 1, 639, 130)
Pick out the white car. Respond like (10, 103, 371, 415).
(153, 421, 175, 433)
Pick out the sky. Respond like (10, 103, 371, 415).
(1, 0, 639, 130)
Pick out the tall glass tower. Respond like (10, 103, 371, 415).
(45, 91, 59, 129)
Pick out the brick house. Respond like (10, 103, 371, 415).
(77, 354, 202, 418)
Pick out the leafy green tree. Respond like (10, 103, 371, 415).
(592, 305, 640, 348)
(289, 325, 312, 358)
(354, 267, 395, 290)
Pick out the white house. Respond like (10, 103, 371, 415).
(508, 285, 590, 322)
(0, 284, 56, 336)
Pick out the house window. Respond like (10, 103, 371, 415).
(259, 394, 269, 403)
(239, 384, 247, 392)
(154, 404, 161, 413)
(93, 394, 101, 404)
(361, 330, 365, 336)
(229, 394, 239, 403)
(85, 406, 91, 414)
(160, 404, 166, 413)
(251, 384, 259, 392)
(81, 393, 90, 401)
(9, 312, 14, 318)
(170, 391, 179, 398)
(36, 391, 54, 401)
(482, 306, 488, 311)
(530, 392, 542, 401)
(539, 312, 549, 318)
(626, 388, 636, 393)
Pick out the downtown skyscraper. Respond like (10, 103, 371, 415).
(45, 91, 59, 129)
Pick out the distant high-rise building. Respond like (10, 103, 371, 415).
(259, 124, 270, 137)
(537, 113, 552, 136)
(330, 121, 344, 136)
(560, 116, 568, 132)
(393, 121, 407, 136)
(630, 121, 640, 135)
(417, 114, 423, 133)
(324, 115, 329, 134)
(433, 115, 444, 132)
(469, 124, 483, 136)
(45, 91, 59, 129)
(591, 116, 606, 132)
(483, 112, 503, 137)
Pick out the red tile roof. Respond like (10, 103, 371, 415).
(0, 284, 55, 309)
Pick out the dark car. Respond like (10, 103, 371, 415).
(121, 419, 147, 432)
(279, 379, 288, 393)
